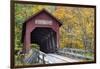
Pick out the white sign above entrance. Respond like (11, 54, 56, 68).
(35, 19, 53, 25)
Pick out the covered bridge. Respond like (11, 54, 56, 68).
(22, 9, 62, 53)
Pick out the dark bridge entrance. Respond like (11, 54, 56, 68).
(31, 27, 57, 53)
(22, 9, 62, 53)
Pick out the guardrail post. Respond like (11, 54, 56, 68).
(43, 54, 45, 64)
(37, 51, 40, 63)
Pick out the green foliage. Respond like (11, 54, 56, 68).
(31, 44, 40, 50)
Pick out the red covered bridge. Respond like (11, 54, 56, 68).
(22, 9, 62, 53)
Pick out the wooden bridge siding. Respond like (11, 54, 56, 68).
(23, 12, 60, 53)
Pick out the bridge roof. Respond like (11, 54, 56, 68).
(23, 9, 62, 26)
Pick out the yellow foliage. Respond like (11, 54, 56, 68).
(55, 7, 94, 49)
(54, 7, 66, 19)
(81, 8, 94, 17)
(60, 39, 84, 49)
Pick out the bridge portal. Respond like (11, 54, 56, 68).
(31, 27, 57, 53)
(21, 9, 62, 53)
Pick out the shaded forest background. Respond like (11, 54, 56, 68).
(15, 3, 95, 53)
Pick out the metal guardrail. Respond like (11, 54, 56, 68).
(58, 48, 94, 60)
(19, 49, 50, 64)
(23, 49, 39, 64)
